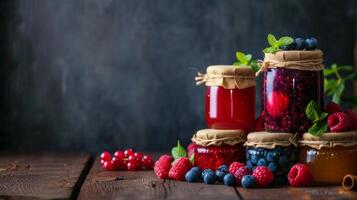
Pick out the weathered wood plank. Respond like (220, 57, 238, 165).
(78, 156, 239, 200)
(0, 152, 91, 200)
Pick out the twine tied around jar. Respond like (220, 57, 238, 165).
(299, 131, 357, 149)
(255, 50, 324, 76)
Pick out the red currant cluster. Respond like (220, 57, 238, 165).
(100, 149, 154, 171)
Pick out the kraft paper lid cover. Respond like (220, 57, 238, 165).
(244, 132, 298, 149)
(191, 129, 246, 146)
(299, 131, 357, 149)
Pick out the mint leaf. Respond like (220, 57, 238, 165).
(267, 34, 277, 46)
(236, 52, 246, 64)
(308, 120, 328, 136)
(332, 80, 345, 104)
(171, 140, 187, 160)
(263, 46, 277, 53)
(244, 54, 252, 64)
(233, 62, 241, 66)
(250, 60, 260, 73)
(305, 100, 320, 122)
(278, 36, 294, 46)
(319, 112, 328, 120)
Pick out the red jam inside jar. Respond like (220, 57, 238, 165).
(194, 144, 245, 170)
(205, 86, 255, 131)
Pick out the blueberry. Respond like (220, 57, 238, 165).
(217, 165, 229, 173)
(190, 167, 202, 175)
(294, 37, 305, 50)
(246, 160, 254, 171)
(250, 154, 259, 164)
(201, 169, 214, 179)
(223, 173, 236, 187)
(266, 151, 277, 162)
(257, 158, 268, 166)
(215, 170, 227, 182)
(185, 170, 199, 182)
(241, 175, 257, 188)
(278, 155, 289, 168)
(203, 173, 216, 184)
(304, 37, 317, 50)
(268, 162, 279, 173)
(280, 42, 295, 50)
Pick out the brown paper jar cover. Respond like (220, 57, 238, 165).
(299, 131, 357, 149)
(244, 131, 298, 149)
(191, 129, 246, 146)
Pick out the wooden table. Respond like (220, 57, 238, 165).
(0, 153, 356, 200)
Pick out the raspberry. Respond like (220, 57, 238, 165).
(346, 109, 357, 130)
(255, 116, 264, 131)
(325, 102, 342, 114)
(154, 156, 172, 179)
(266, 91, 289, 118)
(229, 162, 245, 174)
(233, 166, 251, 186)
(288, 164, 313, 187)
(168, 157, 192, 181)
(252, 166, 274, 187)
(327, 112, 350, 132)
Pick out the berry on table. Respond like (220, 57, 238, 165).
(168, 157, 192, 181)
(203, 172, 216, 184)
(217, 165, 229, 173)
(294, 38, 305, 50)
(134, 152, 143, 161)
(103, 161, 113, 170)
(100, 151, 111, 161)
(229, 162, 245, 174)
(190, 167, 202, 175)
(201, 169, 214, 179)
(304, 37, 317, 50)
(252, 166, 274, 187)
(288, 163, 313, 187)
(223, 173, 236, 187)
(127, 160, 137, 171)
(185, 168, 201, 182)
(233, 166, 251, 186)
(266, 91, 290, 118)
(346, 109, 357, 130)
(124, 149, 134, 157)
(325, 102, 341, 114)
(154, 155, 173, 179)
(327, 112, 350, 132)
(241, 175, 257, 188)
(216, 170, 227, 183)
(114, 150, 125, 159)
(111, 157, 124, 170)
(142, 155, 154, 170)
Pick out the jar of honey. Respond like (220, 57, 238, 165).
(196, 65, 256, 132)
(299, 131, 357, 185)
(192, 129, 246, 170)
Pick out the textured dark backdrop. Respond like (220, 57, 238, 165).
(0, 0, 355, 153)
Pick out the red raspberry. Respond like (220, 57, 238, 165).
(168, 157, 192, 181)
(266, 91, 289, 118)
(229, 162, 245, 174)
(255, 116, 264, 131)
(154, 156, 172, 179)
(325, 102, 341, 114)
(327, 112, 350, 132)
(252, 166, 274, 187)
(288, 164, 313, 187)
(233, 166, 251, 186)
(346, 109, 357, 130)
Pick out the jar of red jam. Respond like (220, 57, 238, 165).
(245, 132, 298, 185)
(191, 129, 246, 170)
(299, 132, 357, 185)
(261, 50, 324, 133)
(196, 65, 256, 131)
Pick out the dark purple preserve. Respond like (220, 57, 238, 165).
(262, 68, 324, 133)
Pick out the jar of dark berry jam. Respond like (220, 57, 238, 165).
(196, 65, 256, 131)
(192, 129, 246, 170)
(245, 132, 298, 185)
(261, 50, 324, 133)
(299, 132, 357, 185)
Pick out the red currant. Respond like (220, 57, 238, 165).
(127, 160, 137, 171)
(100, 151, 111, 161)
(142, 155, 154, 169)
(124, 149, 134, 157)
(134, 152, 143, 160)
(111, 157, 124, 170)
(103, 161, 113, 170)
(100, 159, 106, 166)
(128, 155, 136, 161)
(114, 150, 125, 159)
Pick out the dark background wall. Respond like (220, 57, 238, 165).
(0, 0, 355, 153)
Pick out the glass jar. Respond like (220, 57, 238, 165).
(192, 129, 246, 170)
(262, 50, 324, 133)
(197, 65, 256, 131)
(299, 132, 357, 185)
(245, 132, 298, 184)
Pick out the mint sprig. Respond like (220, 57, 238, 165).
(233, 51, 259, 73)
(171, 140, 187, 160)
(263, 34, 294, 53)
(305, 100, 328, 136)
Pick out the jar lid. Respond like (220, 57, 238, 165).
(195, 65, 256, 89)
(191, 129, 246, 146)
(258, 50, 324, 74)
(244, 131, 298, 149)
(299, 131, 357, 149)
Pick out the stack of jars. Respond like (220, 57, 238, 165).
(193, 65, 256, 170)
(245, 50, 325, 184)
